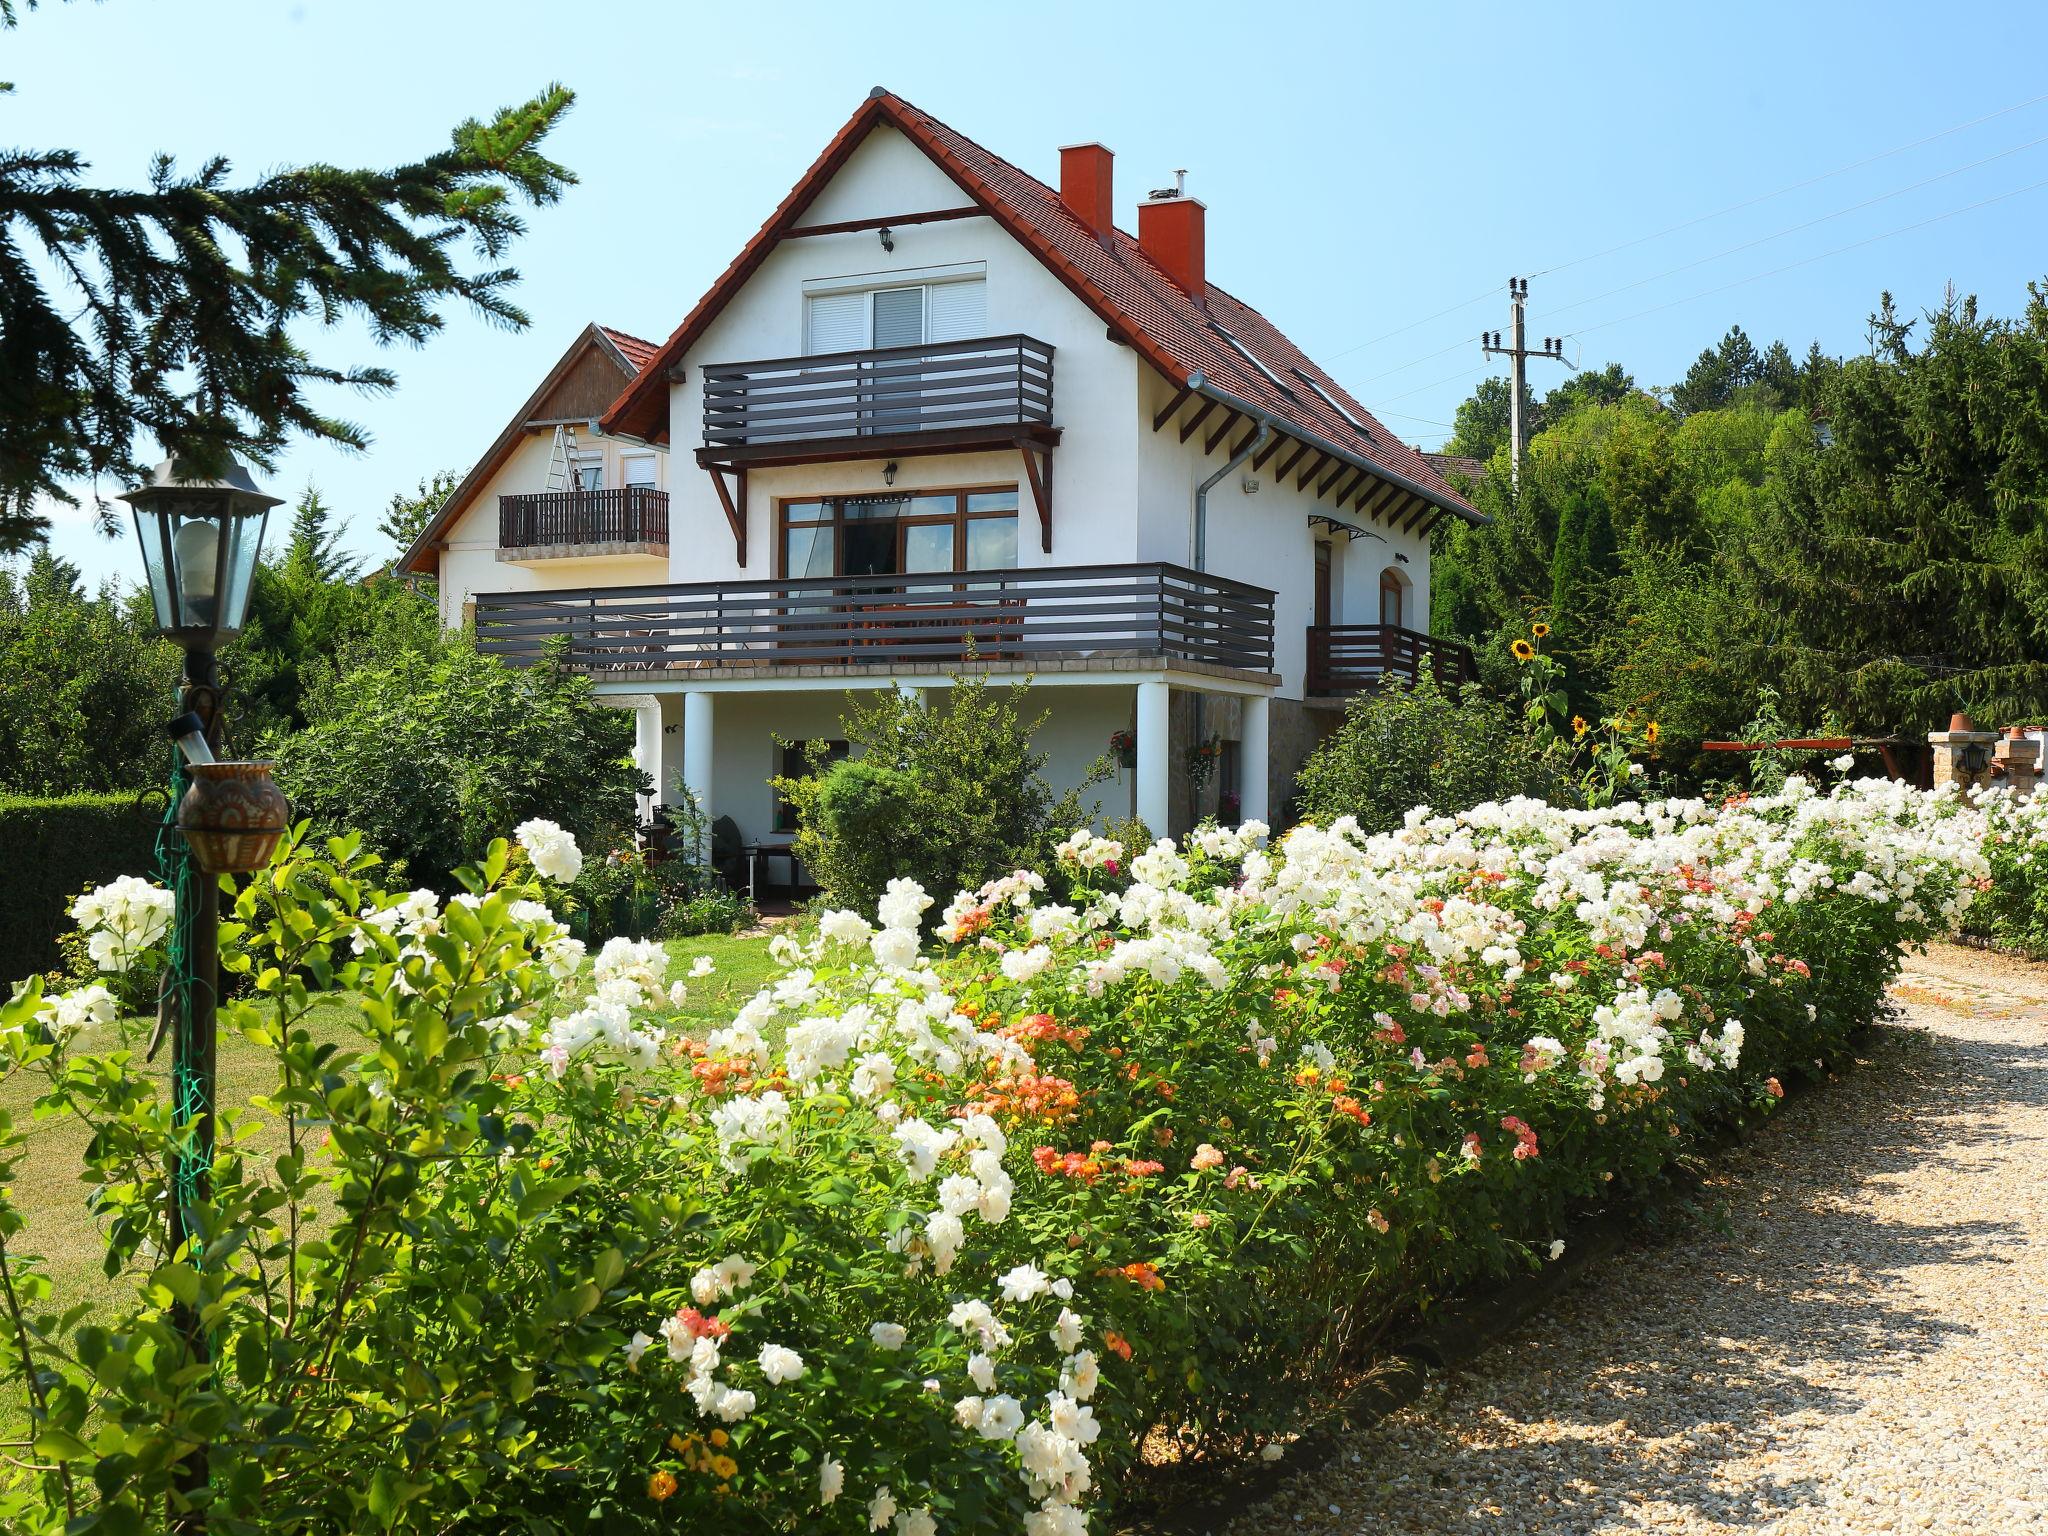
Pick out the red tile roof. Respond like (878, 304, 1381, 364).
(598, 326, 660, 373)
(603, 90, 1478, 524)
(397, 322, 660, 574)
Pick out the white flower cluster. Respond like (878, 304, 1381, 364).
(541, 935, 666, 1075)
(69, 876, 173, 974)
(29, 983, 117, 1040)
(514, 818, 584, 884)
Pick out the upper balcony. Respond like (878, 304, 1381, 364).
(472, 563, 1272, 681)
(498, 487, 669, 562)
(699, 335, 1056, 467)
(1306, 624, 1479, 696)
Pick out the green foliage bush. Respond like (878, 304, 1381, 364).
(267, 638, 645, 887)
(0, 792, 160, 980)
(0, 782, 1984, 1531)
(776, 673, 1104, 920)
(1293, 674, 1557, 833)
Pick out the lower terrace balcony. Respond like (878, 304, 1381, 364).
(473, 564, 1274, 679)
(1306, 623, 1479, 695)
(498, 487, 669, 560)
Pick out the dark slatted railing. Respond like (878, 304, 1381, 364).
(1306, 624, 1478, 694)
(701, 335, 1054, 450)
(474, 563, 1273, 674)
(500, 487, 668, 550)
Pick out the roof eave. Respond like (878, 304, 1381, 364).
(1190, 380, 1485, 526)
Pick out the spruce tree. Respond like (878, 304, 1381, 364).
(0, 6, 575, 551)
(282, 487, 360, 583)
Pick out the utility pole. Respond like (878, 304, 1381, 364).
(1481, 276, 1569, 490)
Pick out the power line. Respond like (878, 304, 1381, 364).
(1544, 128, 2048, 322)
(1325, 287, 1498, 363)
(1565, 173, 2048, 340)
(1530, 89, 2048, 279)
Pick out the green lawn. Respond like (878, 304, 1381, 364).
(0, 930, 779, 1337)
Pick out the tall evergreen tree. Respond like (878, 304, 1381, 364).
(0, 6, 575, 550)
(282, 487, 361, 583)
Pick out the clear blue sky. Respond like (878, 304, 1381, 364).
(19, 0, 2048, 587)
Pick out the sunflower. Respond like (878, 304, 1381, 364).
(1531, 622, 1551, 638)
(1571, 715, 1589, 738)
(1510, 638, 1536, 662)
(1645, 721, 1662, 746)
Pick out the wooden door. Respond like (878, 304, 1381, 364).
(1380, 568, 1404, 630)
(1313, 542, 1333, 628)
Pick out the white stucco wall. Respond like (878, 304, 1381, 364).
(664, 126, 1142, 585)
(435, 426, 669, 628)
(653, 683, 1135, 847)
(1133, 372, 1437, 698)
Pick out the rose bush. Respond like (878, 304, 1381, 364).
(0, 783, 1987, 1533)
(1961, 782, 2048, 957)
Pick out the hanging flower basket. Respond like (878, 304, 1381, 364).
(1109, 728, 1137, 770)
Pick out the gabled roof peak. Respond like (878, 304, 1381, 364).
(601, 91, 1477, 523)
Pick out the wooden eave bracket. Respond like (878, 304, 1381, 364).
(1020, 440, 1053, 554)
(703, 461, 748, 564)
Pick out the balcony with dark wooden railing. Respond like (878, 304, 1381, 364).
(699, 335, 1056, 464)
(473, 563, 1273, 677)
(498, 487, 669, 559)
(1306, 624, 1479, 694)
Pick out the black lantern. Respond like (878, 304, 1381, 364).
(118, 457, 280, 649)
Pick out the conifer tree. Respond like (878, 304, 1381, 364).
(282, 487, 360, 583)
(0, 4, 575, 551)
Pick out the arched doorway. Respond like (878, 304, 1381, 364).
(1379, 566, 1409, 630)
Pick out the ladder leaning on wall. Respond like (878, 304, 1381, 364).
(543, 423, 580, 493)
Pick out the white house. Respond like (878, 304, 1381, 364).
(402, 89, 1480, 853)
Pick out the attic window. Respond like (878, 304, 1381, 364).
(1291, 368, 1375, 444)
(1209, 323, 1296, 400)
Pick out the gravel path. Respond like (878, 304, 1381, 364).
(1222, 942, 2048, 1535)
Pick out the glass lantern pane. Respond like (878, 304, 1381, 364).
(131, 506, 176, 629)
(218, 508, 269, 636)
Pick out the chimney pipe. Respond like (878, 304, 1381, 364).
(1058, 143, 1115, 242)
(1139, 195, 1206, 301)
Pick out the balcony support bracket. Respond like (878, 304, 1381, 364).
(703, 462, 748, 565)
(1019, 440, 1053, 554)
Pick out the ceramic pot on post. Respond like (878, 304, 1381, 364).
(177, 761, 290, 874)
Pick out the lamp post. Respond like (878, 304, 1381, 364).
(119, 458, 283, 1523)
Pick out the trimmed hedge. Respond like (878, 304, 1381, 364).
(0, 792, 162, 979)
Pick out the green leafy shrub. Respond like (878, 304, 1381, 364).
(0, 792, 161, 980)
(0, 781, 1986, 1532)
(1293, 673, 1556, 832)
(1963, 787, 2048, 957)
(267, 637, 645, 887)
(776, 672, 1105, 920)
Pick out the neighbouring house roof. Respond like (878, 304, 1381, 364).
(1424, 452, 1487, 492)
(602, 88, 1480, 526)
(398, 322, 662, 575)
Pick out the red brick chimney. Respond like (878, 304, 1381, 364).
(1139, 194, 1206, 301)
(1058, 143, 1115, 242)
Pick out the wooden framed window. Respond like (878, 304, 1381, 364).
(776, 486, 1020, 578)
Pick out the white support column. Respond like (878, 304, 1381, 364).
(632, 698, 663, 826)
(1239, 692, 1270, 828)
(1135, 680, 1171, 838)
(681, 690, 715, 861)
